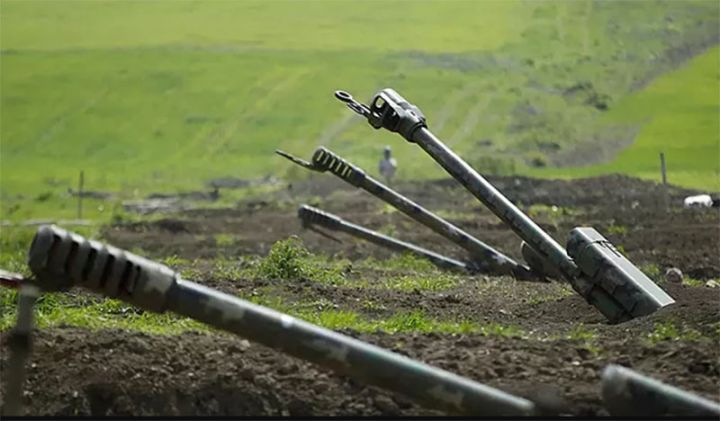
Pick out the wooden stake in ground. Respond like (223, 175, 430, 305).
(77, 170, 84, 219)
(659, 152, 668, 212)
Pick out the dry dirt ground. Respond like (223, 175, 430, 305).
(1, 174, 719, 416)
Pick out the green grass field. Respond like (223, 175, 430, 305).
(529, 46, 720, 190)
(1, 0, 718, 223)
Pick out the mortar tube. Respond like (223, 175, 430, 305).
(410, 127, 580, 281)
(308, 148, 537, 280)
(165, 279, 536, 416)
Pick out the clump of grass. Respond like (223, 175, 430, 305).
(255, 236, 346, 284)
(567, 324, 601, 354)
(382, 274, 458, 292)
(527, 204, 579, 227)
(214, 233, 235, 247)
(606, 224, 628, 235)
(682, 277, 705, 288)
(361, 300, 387, 312)
(374, 310, 524, 337)
(379, 204, 398, 215)
(256, 236, 312, 280)
(380, 311, 437, 333)
(377, 224, 398, 237)
(302, 310, 364, 330)
(526, 284, 575, 305)
(358, 253, 437, 273)
(567, 323, 598, 342)
(478, 323, 525, 338)
(1, 290, 208, 335)
(639, 263, 662, 281)
(2, 285, 525, 338)
(647, 321, 703, 343)
(211, 256, 253, 280)
(160, 254, 191, 268)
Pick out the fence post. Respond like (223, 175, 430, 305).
(659, 152, 668, 212)
(77, 170, 84, 220)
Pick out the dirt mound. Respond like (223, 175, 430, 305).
(1, 321, 717, 416)
(105, 175, 720, 278)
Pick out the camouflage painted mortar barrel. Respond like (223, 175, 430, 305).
(334, 88, 674, 324)
(297, 204, 469, 272)
(26, 225, 534, 416)
(277, 148, 536, 280)
(601, 365, 720, 416)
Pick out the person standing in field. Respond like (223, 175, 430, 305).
(379, 145, 397, 186)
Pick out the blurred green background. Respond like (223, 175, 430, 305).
(1, 0, 718, 223)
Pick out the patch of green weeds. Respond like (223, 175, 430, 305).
(546, 323, 602, 354)
(214, 233, 236, 247)
(478, 322, 525, 338)
(377, 224, 397, 237)
(647, 321, 703, 343)
(255, 236, 312, 280)
(527, 204, 578, 227)
(212, 256, 253, 280)
(160, 255, 191, 268)
(526, 284, 576, 305)
(606, 224, 628, 235)
(255, 237, 347, 285)
(0, 289, 208, 334)
(358, 253, 437, 273)
(639, 263, 662, 281)
(682, 277, 705, 288)
(301, 309, 364, 330)
(382, 274, 459, 292)
(567, 324, 598, 342)
(711, 322, 720, 337)
(361, 299, 387, 312)
(379, 204, 398, 215)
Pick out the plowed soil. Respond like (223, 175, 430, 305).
(2, 174, 719, 416)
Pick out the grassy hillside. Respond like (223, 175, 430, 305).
(1, 0, 718, 222)
(528, 46, 720, 190)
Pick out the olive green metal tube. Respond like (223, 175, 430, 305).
(278, 148, 535, 279)
(27, 225, 537, 416)
(334, 88, 675, 324)
(411, 127, 580, 280)
(602, 365, 720, 416)
(167, 280, 534, 415)
(298, 205, 469, 272)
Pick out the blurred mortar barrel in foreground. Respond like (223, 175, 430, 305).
(335, 88, 675, 324)
(277, 148, 538, 280)
(297, 204, 469, 273)
(1, 281, 40, 416)
(26, 224, 536, 416)
(601, 364, 720, 416)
